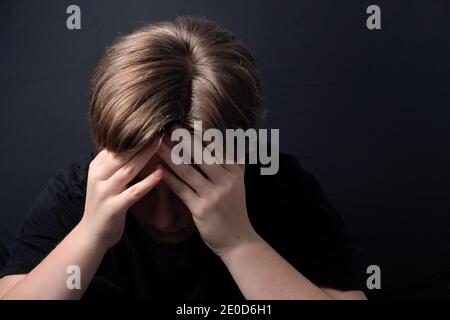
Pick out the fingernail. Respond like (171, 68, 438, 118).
(153, 168, 163, 178)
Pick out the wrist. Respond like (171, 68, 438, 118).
(74, 219, 109, 254)
(220, 230, 267, 265)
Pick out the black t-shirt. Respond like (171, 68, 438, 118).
(1, 152, 361, 299)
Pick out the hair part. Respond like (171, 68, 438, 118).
(89, 16, 265, 153)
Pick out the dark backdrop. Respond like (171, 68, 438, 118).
(1, 0, 449, 299)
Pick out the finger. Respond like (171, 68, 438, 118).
(116, 168, 163, 209)
(190, 127, 244, 177)
(92, 148, 139, 181)
(167, 125, 237, 179)
(230, 163, 246, 177)
(89, 149, 109, 172)
(223, 162, 245, 176)
(220, 139, 249, 174)
(158, 164, 198, 206)
(91, 149, 108, 165)
(169, 124, 227, 181)
(189, 132, 226, 181)
(158, 140, 210, 195)
(108, 138, 162, 189)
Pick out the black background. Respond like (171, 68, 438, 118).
(0, 0, 449, 299)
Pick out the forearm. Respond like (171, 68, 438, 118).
(1, 222, 106, 300)
(221, 235, 334, 300)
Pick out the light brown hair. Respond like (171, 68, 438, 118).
(89, 16, 264, 152)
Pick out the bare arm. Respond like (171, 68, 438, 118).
(0, 141, 162, 299)
(0, 223, 105, 299)
(0, 275, 25, 297)
(158, 132, 366, 300)
(221, 236, 366, 300)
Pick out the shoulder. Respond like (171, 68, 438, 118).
(23, 152, 94, 230)
(244, 151, 347, 257)
(245, 153, 362, 290)
(244, 152, 322, 198)
(0, 152, 96, 276)
(246, 151, 342, 228)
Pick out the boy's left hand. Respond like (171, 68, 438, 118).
(157, 135, 261, 258)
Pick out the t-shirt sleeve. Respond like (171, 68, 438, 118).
(0, 162, 86, 277)
(255, 154, 363, 292)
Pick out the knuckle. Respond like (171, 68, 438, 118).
(87, 181, 108, 201)
(206, 190, 220, 207)
(88, 168, 102, 182)
(128, 185, 143, 199)
(108, 198, 125, 214)
(95, 180, 109, 194)
(222, 179, 234, 193)
(194, 201, 207, 217)
(88, 160, 97, 171)
(120, 166, 135, 178)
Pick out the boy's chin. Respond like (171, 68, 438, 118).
(149, 226, 197, 244)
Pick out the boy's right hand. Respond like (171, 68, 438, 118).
(79, 139, 163, 250)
